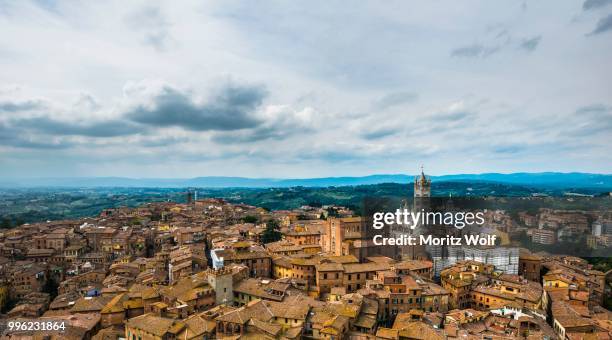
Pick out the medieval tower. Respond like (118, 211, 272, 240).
(414, 166, 431, 198)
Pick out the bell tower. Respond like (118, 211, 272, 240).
(398, 166, 431, 261)
(414, 165, 431, 198)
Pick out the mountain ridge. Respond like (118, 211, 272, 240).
(1, 172, 611, 189)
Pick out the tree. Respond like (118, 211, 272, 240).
(42, 278, 59, 299)
(261, 219, 282, 244)
(1, 296, 18, 313)
(150, 212, 162, 221)
(517, 230, 530, 245)
(0, 217, 11, 229)
(326, 207, 339, 218)
(242, 215, 258, 224)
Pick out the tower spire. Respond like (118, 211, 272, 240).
(414, 165, 431, 198)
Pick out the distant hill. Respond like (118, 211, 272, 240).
(1, 172, 611, 189)
(433, 172, 612, 188)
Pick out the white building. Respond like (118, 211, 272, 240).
(592, 221, 602, 237)
(210, 248, 224, 269)
(427, 245, 519, 277)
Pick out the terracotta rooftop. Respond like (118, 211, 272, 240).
(234, 278, 290, 301)
(126, 313, 185, 337)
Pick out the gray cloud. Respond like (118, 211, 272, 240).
(125, 5, 173, 51)
(360, 127, 400, 140)
(450, 44, 499, 58)
(492, 144, 526, 154)
(2, 81, 271, 146)
(126, 84, 267, 131)
(11, 117, 143, 137)
(491, 142, 583, 157)
(74, 93, 101, 112)
(372, 92, 418, 110)
(589, 13, 612, 35)
(453, 32, 542, 58)
(570, 104, 612, 135)
(295, 142, 435, 163)
(8, 138, 74, 149)
(451, 44, 484, 57)
(212, 128, 285, 144)
(211, 105, 317, 144)
(0, 123, 74, 149)
(296, 150, 365, 163)
(430, 111, 475, 122)
(0, 99, 45, 112)
(139, 136, 190, 147)
(583, 0, 612, 10)
(575, 103, 610, 114)
(519, 36, 542, 52)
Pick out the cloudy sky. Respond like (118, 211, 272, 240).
(1, 0, 611, 178)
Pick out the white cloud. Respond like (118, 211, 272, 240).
(0, 0, 610, 177)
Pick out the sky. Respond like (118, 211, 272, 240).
(0, 0, 611, 178)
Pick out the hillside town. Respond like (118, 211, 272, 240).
(0, 174, 610, 339)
